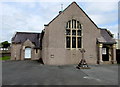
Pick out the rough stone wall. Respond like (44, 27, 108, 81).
(11, 39, 41, 60)
(11, 44, 22, 60)
(42, 3, 101, 65)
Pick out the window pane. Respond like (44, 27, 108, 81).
(66, 22, 68, 28)
(77, 21, 79, 28)
(68, 21, 71, 28)
(66, 30, 70, 35)
(66, 21, 71, 28)
(66, 37, 70, 48)
(72, 19, 76, 29)
(74, 20, 76, 28)
(72, 30, 76, 35)
(72, 37, 76, 48)
(72, 20, 74, 28)
(77, 30, 81, 36)
(102, 48, 106, 54)
(78, 37, 81, 48)
(79, 24, 82, 29)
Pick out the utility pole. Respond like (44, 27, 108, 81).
(118, 33, 120, 49)
(118, 33, 119, 40)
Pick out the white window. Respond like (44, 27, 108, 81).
(25, 48, 31, 59)
(102, 48, 106, 54)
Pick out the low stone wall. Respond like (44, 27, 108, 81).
(0, 50, 11, 57)
(1, 53, 11, 57)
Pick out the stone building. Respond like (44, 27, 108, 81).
(11, 32, 41, 60)
(11, 2, 117, 65)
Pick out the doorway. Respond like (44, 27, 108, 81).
(25, 48, 31, 59)
(102, 46, 109, 61)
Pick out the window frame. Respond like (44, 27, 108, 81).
(102, 48, 107, 55)
(65, 19, 83, 50)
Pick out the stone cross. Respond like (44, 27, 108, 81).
(76, 49, 90, 69)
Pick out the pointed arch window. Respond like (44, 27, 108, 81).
(66, 19, 82, 49)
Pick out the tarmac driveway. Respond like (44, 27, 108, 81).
(2, 60, 118, 85)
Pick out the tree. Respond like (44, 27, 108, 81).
(0, 41, 10, 49)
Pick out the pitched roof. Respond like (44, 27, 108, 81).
(45, 2, 98, 28)
(97, 29, 116, 44)
(12, 32, 41, 48)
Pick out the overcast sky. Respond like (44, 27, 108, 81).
(0, 0, 119, 42)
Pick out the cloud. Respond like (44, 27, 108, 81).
(1, 0, 119, 2)
(21, 3, 36, 8)
(37, 2, 69, 23)
(89, 13, 117, 25)
(25, 14, 44, 31)
(1, 2, 44, 42)
(78, 2, 118, 26)
(103, 24, 118, 38)
(1, 2, 69, 42)
(1, 1, 118, 42)
(78, 2, 118, 38)
(82, 2, 117, 12)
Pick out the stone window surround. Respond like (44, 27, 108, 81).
(65, 19, 83, 50)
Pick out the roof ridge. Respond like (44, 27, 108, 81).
(16, 32, 40, 34)
(100, 29, 114, 38)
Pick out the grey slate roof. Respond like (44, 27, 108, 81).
(97, 29, 116, 44)
(12, 32, 41, 48)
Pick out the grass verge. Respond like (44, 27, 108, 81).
(0, 56, 10, 60)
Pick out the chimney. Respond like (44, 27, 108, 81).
(59, 4, 63, 14)
(59, 11, 62, 14)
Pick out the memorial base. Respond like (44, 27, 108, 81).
(76, 59, 90, 69)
